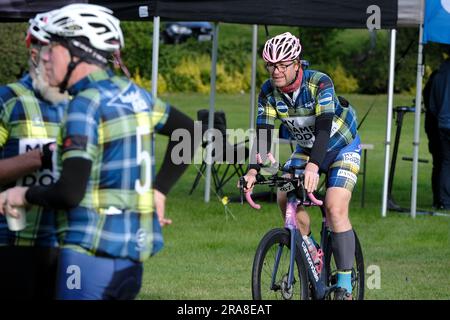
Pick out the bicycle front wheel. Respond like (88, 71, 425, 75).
(252, 228, 309, 300)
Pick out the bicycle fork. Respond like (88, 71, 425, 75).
(270, 225, 297, 292)
(277, 199, 329, 299)
(270, 200, 299, 293)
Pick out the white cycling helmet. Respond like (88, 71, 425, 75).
(262, 32, 302, 63)
(26, 10, 58, 48)
(43, 3, 124, 53)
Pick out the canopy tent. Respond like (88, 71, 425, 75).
(0, 0, 429, 217)
(0, 1, 153, 21)
(0, 0, 398, 25)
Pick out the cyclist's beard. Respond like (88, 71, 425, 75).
(30, 59, 69, 104)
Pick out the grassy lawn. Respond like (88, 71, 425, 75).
(138, 92, 450, 300)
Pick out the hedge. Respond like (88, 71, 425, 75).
(0, 21, 447, 95)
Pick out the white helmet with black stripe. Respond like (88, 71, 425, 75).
(43, 3, 124, 53)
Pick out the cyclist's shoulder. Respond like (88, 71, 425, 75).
(304, 69, 334, 86)
(0, 82, 38, 115)
(0, 74, 34, 99)
(0, 84, 18, 105)
(260, 79, 276, 96)
(72, 69, 121, 98)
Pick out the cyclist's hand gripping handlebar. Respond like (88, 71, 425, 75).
(239, 176, 261, 209)
(243, 189, 322, 210)
(239, 176, 324, 209)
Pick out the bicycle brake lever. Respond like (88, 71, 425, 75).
(299, 178, 308, 204)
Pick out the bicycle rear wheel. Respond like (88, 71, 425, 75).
(324, 230, 365, 300)
(252, 228, 309, 300)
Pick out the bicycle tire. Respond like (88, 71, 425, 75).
(324, 230, 365, 300)
(252, 228, 309, 300)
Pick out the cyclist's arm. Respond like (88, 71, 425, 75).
(248, 86, 277, 174)
(309, 75, 335, 168)
(248, 123, 274, 173)
(25, 95, 94, 210)
(25, 158, 91, 209)
(308, 114, 333, 167)
(0, 150, 42, 185)
(154, 106, 198, 195)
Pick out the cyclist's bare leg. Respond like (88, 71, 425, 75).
(324, 187, 352, 232)
(277, 190, 311, 236)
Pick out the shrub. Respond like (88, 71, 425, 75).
(121, 21, 153, 81)
(131, 68, 167, 95)
(327, 63, 359, 93)
(172, 56, 209, 93)
(0, 23, 28, 84)
(345, 33, 390, 94)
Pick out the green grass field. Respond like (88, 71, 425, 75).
(138, 92, 450, 300)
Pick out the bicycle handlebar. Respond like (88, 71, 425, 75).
(245, 191, 262, 210)
(239, 175, 323, 210)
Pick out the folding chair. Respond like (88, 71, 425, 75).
(189, 109, 249, 196)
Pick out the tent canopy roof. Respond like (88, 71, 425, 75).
(0, 0, 421, 27)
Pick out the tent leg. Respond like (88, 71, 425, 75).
(151, 16, 160, 98)
(204, 22, 219, 203)
(381, 29, 397, 217)
(249, 24, 258, 131)
(411, 14, 425, 219)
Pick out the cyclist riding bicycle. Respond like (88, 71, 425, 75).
(241, 32, 361, 300)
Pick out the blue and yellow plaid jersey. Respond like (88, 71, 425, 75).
(61, 69, 170, 262)
(0, 74, 67, 247)
(257, 69, 358, 153)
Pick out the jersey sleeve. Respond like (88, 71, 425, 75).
(152, 97, 170, 133)
(315, 74, 336, 117)
(0, 87, 14, 146)
(0, 104, 8, 146)
(256, 83, 278, 126)
(61, 90, 100, 162)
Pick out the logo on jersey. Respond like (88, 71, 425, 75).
(62, 135, 87, 152)
(303, 100, 315, 109)
(18, 138, 57, 187)
(120, 88, 148, 113)
(342, 152, 360, 165)
(135, 228, 148, 251)
(337, 169, 357, 183)
(257, 102, 265, 116)
(318, 92, 333, 106)
(283, 116, 315, 148)
(276, 101, 289, 114)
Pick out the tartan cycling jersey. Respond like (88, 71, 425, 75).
(60, 69, 170, 262)
(0, 74, 66, 247)
(257, 69, 358, 153)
